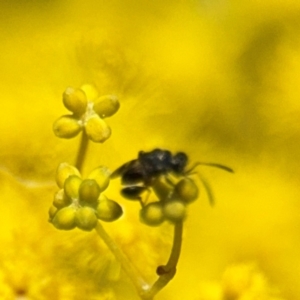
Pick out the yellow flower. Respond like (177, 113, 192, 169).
(0, 170, 128, 299)
(53, 86, 119, 143)
(196, 263, 285, 300)
(50, 163, 123, 231)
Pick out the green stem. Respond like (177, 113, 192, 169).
(164, 221, 183, 272)
(141, 221, 183, 299)
(75, 132, 89, 172)
(95, 222, 150, 296)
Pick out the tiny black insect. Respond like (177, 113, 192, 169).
(111, 149, 187, 200)
(111, 148, 233, 203)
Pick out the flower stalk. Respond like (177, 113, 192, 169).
(95, 222, 150, 295)
(75, 132, 89, 172)
(141, 221, 183, 299)
(95, 220, 183, 300)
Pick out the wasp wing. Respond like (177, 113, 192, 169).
(110, 160, 136, 179)
(111, 159, 146, 185)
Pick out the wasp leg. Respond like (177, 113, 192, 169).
(142, 188, 152, 206)
(164, 174, 176, 187)
(121, 186, 148, 208)
(121, 186, 147, 200)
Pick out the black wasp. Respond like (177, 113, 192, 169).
(111, 148, 233, 204)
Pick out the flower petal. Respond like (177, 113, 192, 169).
(84, 115, 111, 143)
(64, 175, 82, 199)
(163, 200, 186, 223)
(56, 163, 81, 189)
(76, 207, 98, 231)
(51, 207, 77, 230)
(87, 166, 111, 192)
(93, 95, 120, 118)
(174, 178, 199, 204)
(79, 179, 101, 205)
(63, 87, 88, 116)
(140, 202, 165, 227)
(53, 189, 72, 208)
(96, 198, 123, 222)
(53, 115, 82, 139)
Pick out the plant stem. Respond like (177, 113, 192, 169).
(141, 221, 183, 299)
(75, 132, 89, 172)
(164, 221, 183, 272)
(95, 222, 150, 296)
(95, 220, 183, 299)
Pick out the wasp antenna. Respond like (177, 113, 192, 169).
(186, 162, 234, 174)
(197, 173, 215, 206)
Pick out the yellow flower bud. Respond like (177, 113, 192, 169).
(174, 178, 199, 204)
(140, 202, 165, 226)
(56, 163, 81, 188)
(96, 199, 123, 222)
(80, 84, 99, 100)
(98, 194, 108, 201)
(76, 207, 98, 231)
(152, 177, 174, 201)
(93, 95, 120, 118)
(64, 175, 82, 199)
(79, 179, 101, 205)
(63, 87, 87, 116)
(87, 166, 111, 192)
(84, 115, 111, 143)
(53, 189, 71, 208)
(48, 205, 58, 220)
(163, 200, 186, 223)
(52, 207, 76, 230)
(53, 115, 82, 139)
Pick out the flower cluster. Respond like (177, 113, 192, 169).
(49, 163, 123, 231)
(139, 175, 199, 226)
(53, 86, 120, 143)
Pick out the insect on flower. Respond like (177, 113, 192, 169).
(111, 148, 234, 205)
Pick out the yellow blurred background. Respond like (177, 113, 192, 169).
(0, 0, 300, 299)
